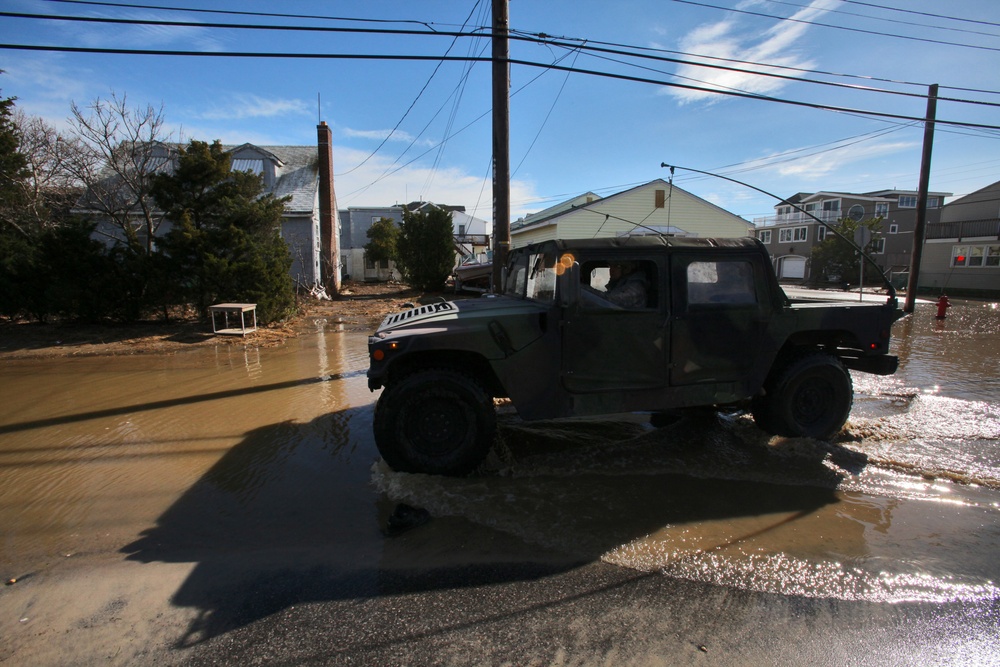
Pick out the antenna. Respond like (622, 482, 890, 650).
(661, 163, 896, 302)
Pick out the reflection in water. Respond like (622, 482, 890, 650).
(0, 328, 373, 570)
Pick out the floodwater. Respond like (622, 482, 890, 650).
(1, 301, 999, 608)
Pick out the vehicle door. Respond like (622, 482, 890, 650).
(561, 256, 668, 393)
(669, 254, 770, 385)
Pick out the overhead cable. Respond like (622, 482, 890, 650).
(666, 0, 1000, 53)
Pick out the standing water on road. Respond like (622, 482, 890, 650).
(1, 301, 999, 606)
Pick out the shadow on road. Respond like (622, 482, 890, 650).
(120, 406, 853, 648)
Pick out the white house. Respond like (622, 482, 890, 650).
(511, 179, 753, 247)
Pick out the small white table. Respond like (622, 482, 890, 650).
(209, 303, 257, 336)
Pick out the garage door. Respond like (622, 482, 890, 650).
(781, 257, 806, 279)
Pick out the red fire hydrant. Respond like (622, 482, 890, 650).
(936, 295, 951, 319)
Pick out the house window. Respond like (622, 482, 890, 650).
(899, 195, 917, 208)
(817, 227, 828, 242)
(758, 229, 772, 244)
(822, 200, 840, 213)
(875, 202, 889, 218)
(951, 244, 1000, 268)
(889, 224, 898, 234)
(458, 224, 466, 237)
(871, 238, 885, 254)
(655, 189, 666, 208)
(952, 245, 968, 267)
(779, 226, 808, 243)
(928, 196, 940, 208)
(968, 246, 984, 266)
(365, 255, 389, 270)
(987, 245, 1000, 267)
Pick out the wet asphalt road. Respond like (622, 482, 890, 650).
(177, 545, 999, 667)
(3, 300, 1000, 665)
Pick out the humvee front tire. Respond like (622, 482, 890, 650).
(373, 368, 496, 476)
(753, 353, 853, 440)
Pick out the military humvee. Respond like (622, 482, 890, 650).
(367, 236, 902, 475)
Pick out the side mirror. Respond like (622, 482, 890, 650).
(558, 261, 580, 307)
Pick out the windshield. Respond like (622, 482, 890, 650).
(504, 249, 557, 303)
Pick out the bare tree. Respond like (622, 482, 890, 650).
(67, 92, 169, 254)
(12, 110, 86, 231)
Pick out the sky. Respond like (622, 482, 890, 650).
(2, 0, 999, 228)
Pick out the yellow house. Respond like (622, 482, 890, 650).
(511, 179, 753, 247)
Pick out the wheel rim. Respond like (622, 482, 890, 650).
(401, 395, 474, 457)
(791, 375, 835, 428)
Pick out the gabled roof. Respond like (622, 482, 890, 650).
(245, 145, 317, 214)
(514, 178, 750, 232)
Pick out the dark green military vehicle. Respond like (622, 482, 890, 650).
(368, 236, 902, 475)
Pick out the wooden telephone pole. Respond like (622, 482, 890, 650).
(491, 0, 510, 290)
(904, 84, 938, 313)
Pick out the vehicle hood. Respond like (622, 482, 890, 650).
(374, 296, 545, 334)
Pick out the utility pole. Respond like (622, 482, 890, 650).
(904, 84, 938, 313)
(491, 0, 510, 290)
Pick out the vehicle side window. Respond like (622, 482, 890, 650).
(687, 260, 756, 305)
(581, 259, 658, 309)
(526, 252, 557, 302)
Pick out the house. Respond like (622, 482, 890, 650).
(510, 179, 753, 247)
(83, 123, 342, 292)
(754, 189, 951, 282)
(919, 180, 1000, 295)
(339, 201, 491, 282)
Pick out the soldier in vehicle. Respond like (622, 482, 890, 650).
(584, 260, 649, 308)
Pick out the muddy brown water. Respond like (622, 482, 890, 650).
(1, 301, 998, 605)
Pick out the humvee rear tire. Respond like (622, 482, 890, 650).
(373, 368, 496, 476)
(753, 353, 853, 440)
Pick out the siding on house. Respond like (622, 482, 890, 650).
(919, 180, 1000, 295)
(83, 142, 331, 287)
(339, 202, 491, 281)
(511, 179, 752, 248)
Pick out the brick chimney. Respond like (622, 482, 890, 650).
(317, 121, 341, 293)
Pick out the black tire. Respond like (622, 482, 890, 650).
(373, 368, 496, 476)
(753, 353, 853, 440)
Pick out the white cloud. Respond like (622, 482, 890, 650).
(332, 146, 537, 226)
(665, 0, 840, 104)
(196, 95, 311, 121)
(771, 140, 915, 180)
(340, 127, 436, 148)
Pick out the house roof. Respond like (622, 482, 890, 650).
(76, 142, 321, 217)
(513, 179, 750, 233)
(246, 145, 318, 215)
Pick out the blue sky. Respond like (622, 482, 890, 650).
(2, 0, 999, 227)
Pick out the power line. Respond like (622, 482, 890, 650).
(341, 0, 486, 178)
(841, 0, 1000, 29)
(12, 9, 1000, 105)
(0, 10, 488, 39)
(42, 0, 456, 30)
(3, 42, 998, 132)
(758, 0, 1000, 39)
(666, 0, 1000, 53)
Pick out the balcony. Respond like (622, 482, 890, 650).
(753, 210, 842, 227)
(925, 219, 1000, 240)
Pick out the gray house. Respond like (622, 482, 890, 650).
(754, 189, 950, 282)
(339, 201, 490, 282)
(83, 123, 342, 292)
(920, 180, 1000, 295)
